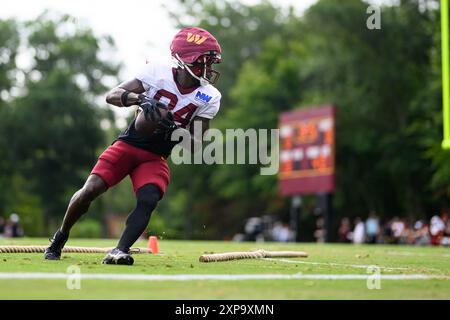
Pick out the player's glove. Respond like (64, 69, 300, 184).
(138, 94, 165, 121)
(155, 112, 179, 141)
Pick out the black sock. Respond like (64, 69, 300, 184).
(117, 184, 161, 252)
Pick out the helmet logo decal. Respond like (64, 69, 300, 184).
(186, 32, 208, 45)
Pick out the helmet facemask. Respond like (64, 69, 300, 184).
(174, 52, 221, 86)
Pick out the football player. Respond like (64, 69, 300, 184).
(44, 27, 222, 265)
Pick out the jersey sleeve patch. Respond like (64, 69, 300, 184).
(195, 91, 221, 119)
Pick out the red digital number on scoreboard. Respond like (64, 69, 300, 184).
(279, 105, 336, 195)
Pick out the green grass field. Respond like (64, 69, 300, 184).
(0, 238, 448, 299)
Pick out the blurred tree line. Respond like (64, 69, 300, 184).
(0, 0, 448, 240)
(0, 13, 120, 236)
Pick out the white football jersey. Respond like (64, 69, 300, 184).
(135, 61, 221, 129)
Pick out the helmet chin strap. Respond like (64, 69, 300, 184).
(174, 53, 209, 86)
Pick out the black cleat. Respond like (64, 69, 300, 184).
(102, 248, 134, 265)
(44, 230, 69, 260)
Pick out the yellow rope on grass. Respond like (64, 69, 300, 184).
(0, 246, 151, 254)
(199, 249, 308, 262)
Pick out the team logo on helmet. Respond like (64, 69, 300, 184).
(186, 33, 208, 45)
(171, 27, 222, 86)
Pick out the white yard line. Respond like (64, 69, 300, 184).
(0, 272, 448, 281)
(264, 258, 410, 270)
(386, 251, 450, 258)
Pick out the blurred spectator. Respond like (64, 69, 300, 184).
(313, 216, 326, 243)
(442, 212, 449, 225)
(430, 214, 446, 246)
(261, 215, 274, 240)
(244, 217, 263, 242)
(442, 217, 450, 246)
(333, 213, 450, 247)
(271, 222, 293, 242)
(4, 213, 24, 238)
(0, 216, 5, 237)
(439, 213, 449, 246)
(338, 217, 352, 243)
(271, 222, 283, 241)
(352, 217, 365, 244)
(401, 219, 414, 244)
(365, 212, 380, 244)
(391, 217, 405, 244)
(233, 216, 283, 242)
(412, 220, 430, 246)
(232, 233, 245, 242)
(381, 219, 394, 244)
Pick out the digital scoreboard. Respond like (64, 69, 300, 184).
(279, 105, 336, 195)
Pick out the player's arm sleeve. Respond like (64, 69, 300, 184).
(135, 62, 156, 91)
(195, 93, 221, 119)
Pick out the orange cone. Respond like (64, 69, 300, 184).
(148, 236, 159, 254)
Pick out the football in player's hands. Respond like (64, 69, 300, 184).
(134, 98, 169, 137)
(154, 112, 179, 140)
(138, 95, 166, 121)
